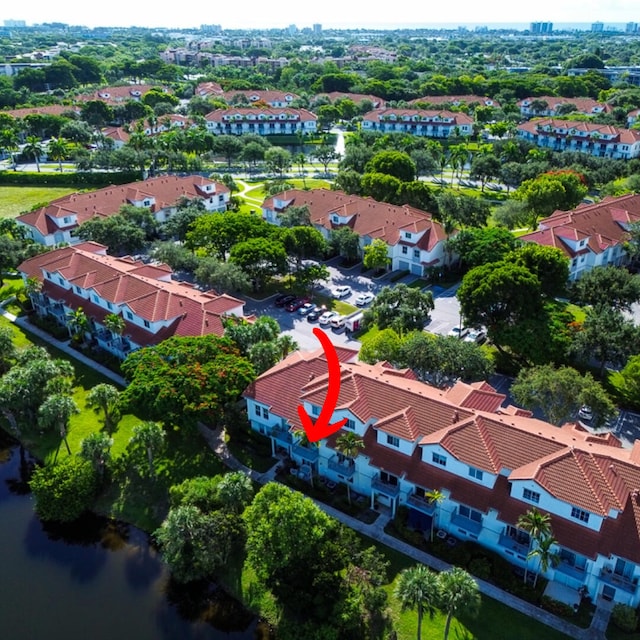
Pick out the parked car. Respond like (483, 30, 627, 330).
(330, 315, 346, 330)
(579, 406, 593, 422)
(298, 302, 316, 316)
(274, 294, 296, 308)
(464, 329, 486, 344)
(355, 292, 375, 306)
(331, 285, 352, 299)
(448, 326, 469, 339)
(319, 310, 338, 325)
(307, 306, 325, 322)
(285, 297, 309, 312)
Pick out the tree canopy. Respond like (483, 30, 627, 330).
(363, 284, 434, 335)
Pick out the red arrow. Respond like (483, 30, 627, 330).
(297, 327, 347, 442)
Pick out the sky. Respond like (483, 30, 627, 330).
(2, 0, 640, 31)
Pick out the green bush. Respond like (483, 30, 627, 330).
(612, 603, 639, 633)
(389, 270, 410, 283)
(0, 170, 141, 188)
(541, 596, 576, 618)
(29, 314, 69, 340)
(469, 557, 492, 581)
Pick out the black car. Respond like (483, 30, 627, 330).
(274, 294, 296, 308)
(307, 306, 325, 322)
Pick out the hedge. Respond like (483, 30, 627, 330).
(0, 170, 142, 188)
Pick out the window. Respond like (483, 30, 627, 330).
(468, 467, 483, 481)
(459, 505, 483, 523)
(404, 232, 411, 239)
(58, 277, 64, 286)
(92, 295, 99, 304)
(386, 434, 400, 447)
(571, 507, 590, 523)
(380, 471, 398, 485)
(402, 246, 408, 255)
(346, 419, 355, 430)
(125, 311, 133, 320)
(523, 488, 540, 504)
(143, 320, 150, 328)
(312, 405, 320, 416)
(74, 286, 81, 294)
(432, 452, 447, 466)
(413, 249, 420, 259)
(107, 302, 113, 310)
(63, 216, 71, 224)
(143, 200, 151, 207)
(254, 405, 261, 417)
(263, 408, 269, 420)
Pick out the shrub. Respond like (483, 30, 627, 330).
(541, 596, 575, 618)
(611, 603, 638, 633)
(389, 270, 410, 283)
(0, 170, 141, 187)
(469, 557, 492, 581)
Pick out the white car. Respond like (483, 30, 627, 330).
(319, 310, 338, 325)
(331, 285, 352, 299)
(448, 326, 469, 339)
(464, 329, 486, 344)
(578, 406, 593, 422)
(330, 315, 346, 329)
(355, 292, 375, 306)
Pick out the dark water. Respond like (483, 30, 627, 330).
(0, 434, 270, 640)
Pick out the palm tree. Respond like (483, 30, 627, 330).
(438, 567, 481, 640)
(48, 137, 69, 172)
(85, 383, 121, 434)
(216, 471, 254, 513)
(130, 421, 165, 478)
(295, 152, 307, 189)
(425, 488, 445, 542)
(335, 431, 365, 504)
(23, 135, 43, 172)
(79, 431, 113, 480)
(0, 128, 19, 169)
(103, 312, 126, 351)
(66, 307, 89, 341)
(394, 565, 440, 640)
(38, 393, 79, 461)
(516, 508, 552, 585)
(293, 428, 320, 487)
(528, 534, 560, 588)
(277, 334, 298, 359)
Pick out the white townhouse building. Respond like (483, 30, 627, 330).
(521, 193, 640, 280)
(18, 243, 245, 360)
(16, 175, 230, 247)
(245, 349, 640, 608)
(517, 118, 640, 160)
(362, 108, 473, 138)
(204, 108, 317, 136)
(261, 189, 450, 277)
(223, 90, 300, 108)
(517, 96, 611, 118)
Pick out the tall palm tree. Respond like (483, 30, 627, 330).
(38, 393, 79, 461)
(425, 488, 445, 542)
(216, 471, 254, 513)
(23, 135, 43, 172)
(66, 307, 89, 341)
(394, 565, 440, 640)
(130, 421, 165, 478)
(528, 534, 560, 588)
(48, 137, 69, 172)
(295, 152, 307, 189)
(335, 431, 365, 504)
(0, 128, 19, 169)
(516, 508, 552, 584)
(103, 312, 126, 350)
(85, 383, 121, 434)
(438, 567, 481, 640)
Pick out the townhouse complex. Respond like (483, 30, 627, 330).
(204, 107, 317, 136)
(261, 188, 449, 276)
(18, 242, 245, 359)
(16, 175, 230, 246)
(245, 348, 640, 608)
(361, 108, 474, 138)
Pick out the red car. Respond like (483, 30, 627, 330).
(285, 297, 309, 312)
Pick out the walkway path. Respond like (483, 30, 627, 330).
(0, 306, 608, 639)
(202, 423, 608, 640)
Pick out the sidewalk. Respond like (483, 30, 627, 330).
(204, 423, 606, 640)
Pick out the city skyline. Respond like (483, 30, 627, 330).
(2, 0, 640, 31)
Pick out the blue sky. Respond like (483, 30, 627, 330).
(2, 0, 640, 30)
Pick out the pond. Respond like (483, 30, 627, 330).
(0, 432, 270, 640)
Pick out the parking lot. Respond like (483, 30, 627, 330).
(241, 259, 463, 351)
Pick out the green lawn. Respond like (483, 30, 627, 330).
(0, 186, 77, 218)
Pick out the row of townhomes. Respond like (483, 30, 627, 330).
(517, 118, 640, 159)
(15, 175, 230, 246)
(261, 189, 449, 276)
(204, 107, 318, 136)
(245, 348, 640, 608)
(362, 108, 474, 138)
(18, 242, 246, 359)
(516, 96, 611, 118)
(521, 194, 640, 280)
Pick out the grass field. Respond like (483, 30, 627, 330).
(0, 186, 77, 218)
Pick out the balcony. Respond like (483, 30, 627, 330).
(371, 474, 400, 498)
(406, 494, 436, 516)
(556, 562, 587, 582)
(292, 444, 319, 463)
(272, 428, 293, 446)
(498, 533, 530, 558)
(327, 455, 355, 478)
(450, 513, 483, 536)
(600, 567, 638, 594)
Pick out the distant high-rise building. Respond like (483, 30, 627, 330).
(201, 24, 222, 34)
(313, 23, 322, 35)
(288, 24, 298, 35)
(592, 21, 604, 32)
(3, 19, 26, 27)
(530, 22, 553, 34)
(626, 22, 638, 33)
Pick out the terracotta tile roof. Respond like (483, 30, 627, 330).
(521, 193, 640, 258)
(318, 92, 384, 107)
(19, 244, 245, 343)
(205, 107, 316, 122)
(262, 189, 443, 248)
(517, 117, 640, 144)
(224, 90, 300, 104)
(517, 96, 611, 114)
(363, 108, 474, 126)
(16, 175, 228, 240)
(196, 81, 224, 97)
(5, 105, 80, 118)
(76, 84, 161, 104)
